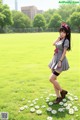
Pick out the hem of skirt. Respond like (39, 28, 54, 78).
(62, 67, 70, 71)
(52, 67, 70, 72)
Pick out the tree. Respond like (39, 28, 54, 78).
(48, 14, 62, 31)
(42, 9, 58, 24)
(12, 10, 31, 29)
(76, 6, 80, 12)
(69, 12, 80, 32)
(0, 4, 13, 32)
(33, 14, 46, 30)
(43, 12, 51, 25)
(45, 9, 57, 15)
(0, 0, 2, 4)
(57, 4, 77, 22)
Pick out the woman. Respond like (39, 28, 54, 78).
(48, 22, 71, 104)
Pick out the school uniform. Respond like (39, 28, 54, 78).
(48, 38, 70, 74)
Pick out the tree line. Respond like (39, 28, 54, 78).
(0, 2, 80, 33)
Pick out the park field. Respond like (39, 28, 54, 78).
(0, 33, 80, 120)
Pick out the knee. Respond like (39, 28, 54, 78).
(49, 76, 55, 83)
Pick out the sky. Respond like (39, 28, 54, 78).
(3, 0, 60, 11)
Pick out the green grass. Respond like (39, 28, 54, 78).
(0, 32, 80, 120)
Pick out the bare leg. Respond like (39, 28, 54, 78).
(53, 85, 61, 97)
(49, 73, 62, 92)
(53, 80, 62, 92)
(50, 69, 60, 97)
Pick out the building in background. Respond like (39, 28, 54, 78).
(15, 0, 18, 11)
(21, 6, 44, 20)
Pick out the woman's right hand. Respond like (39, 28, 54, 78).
(57, 60, 62, 68)
(53, 37, 61, 46)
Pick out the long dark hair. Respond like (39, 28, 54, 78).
(59, 25, 71, 51)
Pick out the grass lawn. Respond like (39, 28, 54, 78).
(0, 32, 80, 120)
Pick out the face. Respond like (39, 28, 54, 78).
(60, 31, 67, 39)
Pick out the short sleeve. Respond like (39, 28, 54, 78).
(64, 39, 69, 49)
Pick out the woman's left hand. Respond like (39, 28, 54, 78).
(57, 61, 62, 68)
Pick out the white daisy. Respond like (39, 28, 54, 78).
(66, 105, 70, 110)
(46, 97, 50, 100)
(36, 110, 42, 115)
(71, 98, 74, 101)
(20, 107, 25, 111)
(63, 103, 68, 107)
(49, 102, 53, 106)
(76, 115, 79, 117)
(24, 105, 28, 109)
(63, 99, 67, 102)
(49, 93, 56, 97)
(35, 98, 39, 101)
(71, 102, 74, 105)
(46, 99, 49, 103)
(47, 107, 52, 112)
(58, 108, 64, 112)
(22, 98, 25, 101)
(74, 108, 78, 112)
(68, 96, 73, 101)
(73, 106, 77, 109)
(59, 102, 64, 105)
(47, 116, 53, 120)
(35, 105, 40, 109)
(41, 105, 46, 108)
(74, 96, 78, 98)
(77, 104, 80, 106)
(33, 102, 37, 105)
(68, 93, 73, 96)
(68, 103, 72, 107)
(32, 100, 36, 103)
(30, 108, 35, 113)
(74, 97, 78, 101)
(73, 106, 78, 112)
(51, 110, 57, 114)
(52, 94, 56, 97)
(69, 108, 74, 114)
(30, 104, 34, 107)
(49, 94, 53, 97)
(27, 100, 31, 103)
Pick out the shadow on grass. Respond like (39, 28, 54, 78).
(46, 97, 70, 119)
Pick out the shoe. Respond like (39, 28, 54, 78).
(53, 97, 62, 104)
(60, 90, 68, 99)
(53, 97, 58, 104)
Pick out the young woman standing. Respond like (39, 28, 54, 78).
(48, 22, 71, 104)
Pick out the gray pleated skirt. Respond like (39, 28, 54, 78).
(48, 54, 70, 73)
